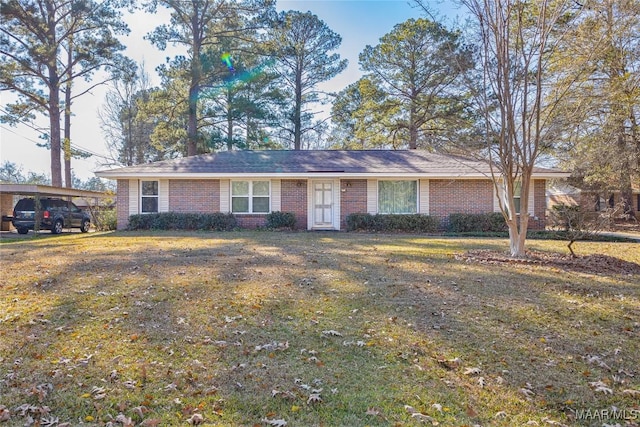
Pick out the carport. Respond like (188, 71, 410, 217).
(0, 184, 109, 232)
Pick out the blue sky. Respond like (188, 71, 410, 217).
(0, 0, 463, 180)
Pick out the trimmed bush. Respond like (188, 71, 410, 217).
(346, 213, 439, 232)
(128, 212, 237, 231)
(265, 211, 296, 229)
(448, 212, 507, 232)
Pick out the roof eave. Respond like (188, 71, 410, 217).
(95, 171, 570, 180)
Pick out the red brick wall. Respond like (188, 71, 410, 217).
(531, 179, 546, 230)
(429, 179, 494, 222)
(169, 180, 220, 213)
(116, 179, 129, 230)
(116, 177, 552, 231)
(281, 180, 307, 230)
(340, 179, 367, 229)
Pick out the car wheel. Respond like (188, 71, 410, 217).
(52, 219, 63, 234)
(17, 227, 28, 235)
(80, 219, 90, 233)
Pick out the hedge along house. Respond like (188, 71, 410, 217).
(95, 150, 569, 231)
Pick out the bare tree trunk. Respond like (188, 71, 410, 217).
(63, 35, 73, 188)
(186, 14, 201, 157)
(187, 80, 200, 156)
(64, 81, 72, 188)
(227, 109, 233, 150)
(604, 2, 635, 217)
(507, 222, 527, 258)
(49, 73, 62, 187)
(618, 131, 634, 216)
(46, 1, 62, 187)
(293, 64, 303, 150)
(409, 101, 418, 150)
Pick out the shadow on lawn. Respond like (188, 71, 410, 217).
(2, 231, 638, 426)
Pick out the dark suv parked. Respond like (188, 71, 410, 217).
(12, 197, 91, 235)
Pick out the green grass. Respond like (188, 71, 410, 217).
(1, 231, 639, 426)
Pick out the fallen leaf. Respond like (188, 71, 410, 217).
(271, 390, 296, 399)
(186, 413, 204, 425)
(115, 413, 134, 427)
(520, 388, 535, 398)
(164, 382, 178, 392)
(307, 393, 322, 404)
(262, 417, 287, 426)
(463, 367, 481, 375)
(589, 380, 613, 394)
(40, 416, 59, 427)
(436, 357, 461, 370)
(0, 406, 10, 422)
(466, 405, 478, 417)
(133, 405, 148, 418)
(404, 405, 435, 423)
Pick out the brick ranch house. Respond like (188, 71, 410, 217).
(95, 150, 569, 231)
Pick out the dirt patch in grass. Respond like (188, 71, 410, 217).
(459, 249, 640, 276)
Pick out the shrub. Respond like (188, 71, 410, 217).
(346, 213, 439, 232)
(92, 208, 117, 231)
(265, 211, 296, 229)
(448, 213, 507, 232)
(84, 198, 117, 231)
(548, 203, 617, 256)
(128, 212, 237, 231)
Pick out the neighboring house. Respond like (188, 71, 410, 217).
(95, 150, 569, 231)
(547, 183, 640, 217)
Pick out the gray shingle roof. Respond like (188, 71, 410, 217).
(95, 150, 566, 178)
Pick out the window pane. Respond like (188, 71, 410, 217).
(232, 181, 249, 196)
(513, 181, 522, 197)
(513, 197, 521, 214)
(398, 181, 417, 213)
(378, 181, 393, 214)
(142, 181, 158, 196)
(379, 181, 416, 214)
(232, 197, 249, 213)
(253, 197, 270, 213)
(252, 181, 270, 196)
(141, 197, 158, 213)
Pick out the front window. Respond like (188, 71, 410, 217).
(378, 180, 417, 214)
(513, 181, 522, 214)
(232, 180, 270, 213)
(141, 180, 159, 213)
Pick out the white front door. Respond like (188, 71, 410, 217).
(313, 181, 334, 228)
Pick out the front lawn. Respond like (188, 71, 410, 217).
(1, 231, 638, 426)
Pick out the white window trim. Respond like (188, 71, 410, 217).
(419, 179, 429, 214)
(497, 179, 535, 217)
(230, 180, 271, 214)
(140, 180, 159, 214)
(377, 179, 419, 215)
(129, 179, 138, 216)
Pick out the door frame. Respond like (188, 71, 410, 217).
(307, 179, 340, 230)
